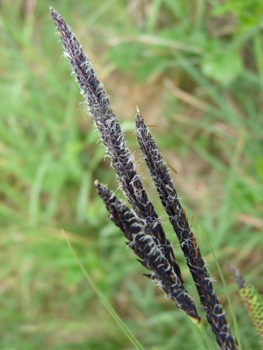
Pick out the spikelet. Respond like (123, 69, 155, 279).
(228, 263, 263, 347)
(50, 7, 183, 284)
(95, 181, 200, 324)
(136, 111, 236, 350)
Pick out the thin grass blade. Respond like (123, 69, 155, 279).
(63, 230, 145, 350)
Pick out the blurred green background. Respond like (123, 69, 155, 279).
(1, 0, 263, 349)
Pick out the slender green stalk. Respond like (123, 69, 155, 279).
(63, 230, 145, 350)
(197, 322, 219, 350)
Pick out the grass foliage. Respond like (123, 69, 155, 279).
(1, 0, 263, 349)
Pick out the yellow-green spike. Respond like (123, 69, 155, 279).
(227, 263, 263, 345)
(239, 283, 263, 341)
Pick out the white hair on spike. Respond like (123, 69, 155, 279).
(51, 9, 237, 346)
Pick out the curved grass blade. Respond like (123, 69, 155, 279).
(63, 230, 145, 350)
(197, 322, 219, 350)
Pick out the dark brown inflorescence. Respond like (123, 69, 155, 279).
(95, 182, 200, 323)
(50, 7, 238, 349)
(136, 111, 236, 350)
(50, 6, 183, 285)
(50, 7, 200, 324)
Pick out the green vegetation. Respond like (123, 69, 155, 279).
(1, 1, 263, 349)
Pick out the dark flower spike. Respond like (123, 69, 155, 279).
(136, 111, 237, 350)
(95, 181, 200, 324)
(50, 7, 183, 283)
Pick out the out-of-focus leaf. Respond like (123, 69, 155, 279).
(211, 1, 263, 32)
(201, 50, 243, 86)
(108, 42, 144, 70)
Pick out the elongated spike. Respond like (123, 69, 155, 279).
(228, 263, 263, 344)
(136, 111, 237, 350)
(50, 7, 183, 285)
